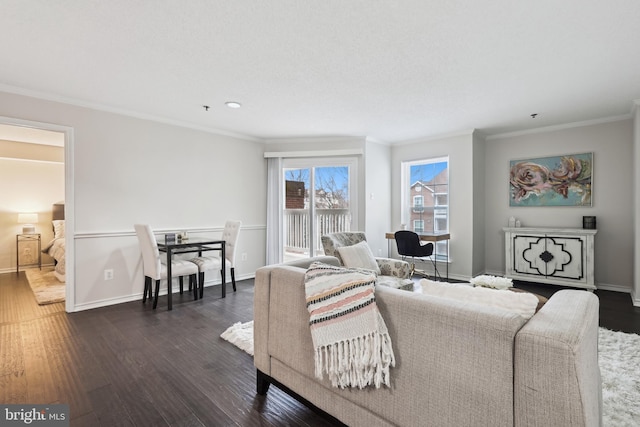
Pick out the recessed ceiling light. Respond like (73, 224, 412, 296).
(225, 101, 242, 109)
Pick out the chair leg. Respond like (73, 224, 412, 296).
(190, 274, 198, 300)
(143, 276, 151, 303)
(231, 267, 236, 292)
(431, 257, 440, 281)
(153, 280, 161, 309)
(220, 268, 225, 296)
(179, 276, 184, 294)
(199, 272, 205, 299)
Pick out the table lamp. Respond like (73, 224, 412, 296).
(18, 213, 38, 234)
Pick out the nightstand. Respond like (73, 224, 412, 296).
(16, 233, 41, 273)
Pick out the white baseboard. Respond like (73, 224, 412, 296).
(0, 263, 56, 275)
(631, 289, 640, 308)
(596, 283, 632, 293)
(71, 272, 256, 312)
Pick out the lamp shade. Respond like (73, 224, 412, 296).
(18, 213, 38, 224)
(18, 213, 38, 233)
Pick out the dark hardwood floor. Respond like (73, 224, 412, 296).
(0, 271, 342, 427)
(1, 271, 639, 426)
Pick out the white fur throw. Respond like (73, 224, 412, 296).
(420, 279, 539, 320)
(469, 274, 513, 290)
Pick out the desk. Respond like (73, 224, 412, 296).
(385, 232, 450, 280)
(157, 237, 225, 310)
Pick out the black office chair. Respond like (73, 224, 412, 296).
(394, 230, 438, 279)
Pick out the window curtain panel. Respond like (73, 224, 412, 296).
(266, 157, 283, 265)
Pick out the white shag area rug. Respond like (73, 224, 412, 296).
(598, 328, 640, 426)
(220, 321, 254, 356)
(222, 321, 639, 425)
(24, 267, 65, 305)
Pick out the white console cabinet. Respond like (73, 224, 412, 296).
(504, 227, 597, 290)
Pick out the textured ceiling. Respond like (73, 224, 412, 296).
(1, 0, 640, 143)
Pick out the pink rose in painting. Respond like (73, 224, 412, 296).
(550, 156, 582, 181)
(510, 162, 553, 202)
(549, 156, 589, 198)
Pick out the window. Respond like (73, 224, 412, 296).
(413, 195, 424, 212)
(281, 158, 357, 262)
(401, 156, 449, 257)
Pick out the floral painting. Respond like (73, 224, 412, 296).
(509, 153, 592, 207)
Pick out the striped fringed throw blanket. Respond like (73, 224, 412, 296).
(304, 262, 395, 389)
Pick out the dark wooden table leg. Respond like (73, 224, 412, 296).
(221, 245, 226, 298)
(167, 248, 172, 310)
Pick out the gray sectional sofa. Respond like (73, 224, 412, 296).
(254, 256, 602, 427)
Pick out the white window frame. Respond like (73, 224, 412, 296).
(282, 156, 358, 258)
(401, 156, 449, 261)
(401, 156, 449, 231)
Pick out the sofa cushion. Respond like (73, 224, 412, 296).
(336, 241, 381, 274)
(420, 279, 539, 320)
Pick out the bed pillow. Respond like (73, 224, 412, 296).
(420, 279, 539, 320)
(336, 241, 381, 274)
(52, 220, 65, 239)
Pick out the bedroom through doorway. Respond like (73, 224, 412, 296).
(0, 117, 74, 311)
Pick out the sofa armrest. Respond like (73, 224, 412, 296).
(514, 290, 601, 427)
(376, 257, 411, 279)
(253, 266, 274, 374)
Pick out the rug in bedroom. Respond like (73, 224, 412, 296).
(25, 267, 65, 305)
(221, 321, 640, 426)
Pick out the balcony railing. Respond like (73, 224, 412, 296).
(284, 208, 351, 259)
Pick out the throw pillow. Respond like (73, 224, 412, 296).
(420, 279, 539, 320)
(52, 220, 65, 239)
(336, 241, 381, 274)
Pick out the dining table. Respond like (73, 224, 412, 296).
(157, 236, 226, 310)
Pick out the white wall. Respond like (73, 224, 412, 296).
(364, 139, 391, 257)
(0, 91, 267, 311)
(484, 119, 634, 291)
(471, 131, 486, 277)
(391, 131, 476, 280)
(633, 103, 640, 305)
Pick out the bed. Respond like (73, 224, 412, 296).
(42, 202, 65, 282)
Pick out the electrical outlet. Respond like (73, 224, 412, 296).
(241, 252, 247, 261)
(104, 269, 114, 280)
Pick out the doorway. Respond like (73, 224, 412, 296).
(282, 157, 357, 262)
(0, 116, 75, 312)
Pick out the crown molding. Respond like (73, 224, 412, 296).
(0, 84, 262, 143)
(486, 114, 632, 141)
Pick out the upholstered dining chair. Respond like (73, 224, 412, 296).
(134, 224, 198, 309)
(394, 230, 437, 279)
(189, 220, 242, 298)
